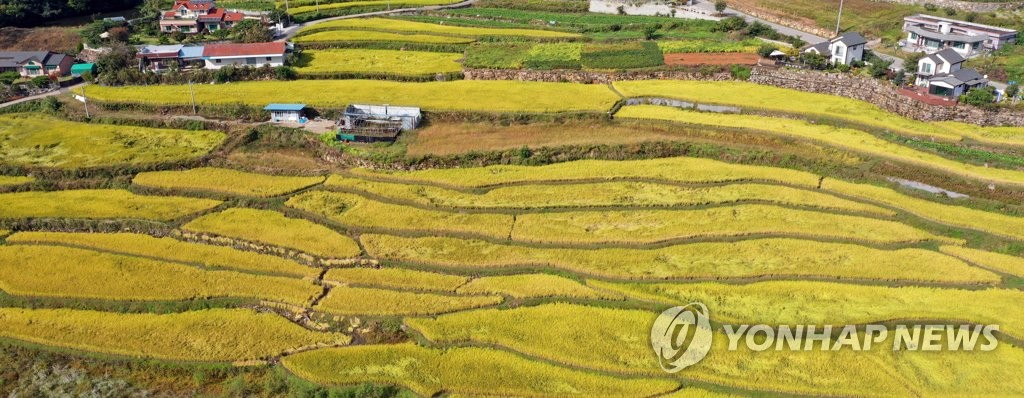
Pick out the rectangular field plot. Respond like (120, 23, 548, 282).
(0, 189, 221, 221)
(324, 267, 468, 292)
(297, 17, 580, 39)
(0, 308, 348, 362)
(6, 232, 320, 278)
(282, 344, 678, 397)
(182, 208, 362, 259)
(293, 30, 475, 45)
(362, 234, 999, 283)
(326, 176, 891, 215)
(133, 167, 325, 198)
(456, 274, 608, 299)
(0, 113, 225, 169)
(315, 286, 502, 316)
(289, 0, 460, 15)
(293, 49, 463, 77)
(940, 245, 1024, 278)
(0, 245, 320, 305)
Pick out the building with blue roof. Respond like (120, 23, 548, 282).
(264, 103, 307, 122)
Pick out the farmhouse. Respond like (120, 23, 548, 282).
(160, 0, 245, 34)
(902, 14, 1017, 58)
(0, 51, 74, 77)
(201, 42, 288, 69)
(338, 104, 421, 143)
(265, 103, 307, 122)
(803, 32, 866, 66)
(914, 48, 988, 98)
(136, 45, 206, 71)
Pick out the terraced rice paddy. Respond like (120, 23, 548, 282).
(182, 208, 362, 259)
(0, 175, 33, 187)
(293, 30, 474, 45)
(316, 286, 502, 316)
(324, 267, 468, 292)
(0, 189, 221, 221)
(288, 0, 460, 16)
(294, 49, 463, 77)
(133, 167, 325, 197)
(296, 17, 580, 39)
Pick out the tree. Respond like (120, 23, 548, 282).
(757, 44, 778, 58)
(107, 26, 130, 43)
(715, 1, 728, 13)
(139, 0, 164, 19)
(231, 20, 272, 43)
(961, 86, 996, 107)
(714, 16, 748, 32)
(96, 42, 137, 75)
(801, 52, 828, 70)
(1006, 83, 1020, 100)
(172, 31, 186, 43)
(642, 25, 658, 40)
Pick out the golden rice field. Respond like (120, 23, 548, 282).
(456, 274, 608, 299)
(0, 113, 225, 168)
(133, 167, 325, 198)
(939, 245, 1024, 277)
(0, 245, 320, 305)
(617, 105, 1024, 186)
(294, 49, 463, 76)
(324, 267, 468, 292)
(0, 308, 348, 362)
(362, 234, 998, 283)
(325, 175, 892, 215)
(5, 231, 319, 278)
(0, 189, 221, 221)
(182, 208, 362, 259)
(292, 30, 475, 45)
(281, 344, 679, 397)
(75, 80, 620, 113)
(297, 17, 581, 39)
(0, 175, 33, 187)
(316, 286, 502, 316)
(289, 0, 459, 15)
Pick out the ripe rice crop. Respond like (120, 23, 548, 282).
(456, 274, 606, 299)
(0, 113, 225, 169)
(133, 167, 325, 198)
(182, 208, 362, 259)
(511, 204, 953, 245)
(294, 49, 463, 76)
(316, 286, 502, 316)
(935, 121, 1024, 147)
(523, 42, 582, 69)
(362, 234, 998, 283)
(325, 176, 892, 215)
(940, 245, 1024, 278)
(617, 105, 1024, 186)
(0, 308, 348, 362)
(821, 179, 1024, 241)
(6, 232, 319, 278)
(76, 80, 619, 113)
(347, 157, 822, 188)
(293, 30, 474, 45)
(591, 280, 1024, 340)
(657, 40, 760, 53)
(405, 302, 1024, 396)
(297, 17, 580, 39)
(0, 245, 320, 305)
(612, 80, 1016, 146)
(286, 191, 513, 239)
(289, 0, 459, 15)
(0, 175, 33, 187)
(324, 267, 468, 292)
(281, 344, 679, 397)
(0, 189, 221, 221)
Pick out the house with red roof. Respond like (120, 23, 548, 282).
(202, 42, 288, 69)
(160, 0, 246, 34)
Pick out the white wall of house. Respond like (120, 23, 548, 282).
(203, 54, 284, 69)
(270, 110, 302, 122)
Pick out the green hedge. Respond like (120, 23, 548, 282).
(581, 41, 663, 70)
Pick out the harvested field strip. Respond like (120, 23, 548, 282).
(287, 191, 513, 239)
(182, 208, 362, 259)
(0, 308, 348, 362)
(405, 303, 1024, 396)
(297, 17, 581, 39)
(294, 49, 463, 77)
(511, 204, 955, 245)
(821, 179, 1024, 242)
(0, 245, 321, 305)
(0, 189, 221, 221)
(293, 30, 474, 45)
(5, 232, 319, 278)
(289, 0, 459, 15)
(0, 113, 225, 169)
(940, 246, 1024, 278)
(133, 167, 325, 198)
(323, 267, 468, 292)
(611, 80, 1013, 146)
(281, 344, 679, 397)
(617, 105, 1024, 186)
(457, 274, 608, 299)
(591, 280, 1024, 340)
(76, 80, 620, 113)
(315, 286, 502, 316)
(362, 234, 999, 283)
(324, 176, 893, 216)
(347, 157, 822, 188)
(0, 175, 33, 187)
(663, 52, 760, 66)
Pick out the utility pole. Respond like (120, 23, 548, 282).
(188, 80, 197, 115)
(835, 0, 844, 36)
(82, 82, 90, 118)
(316, 0, 319, 12)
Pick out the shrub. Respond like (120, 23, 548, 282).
(962, 86, 996, 107)
(730, 64, 751, 80)
(756, 43, 778, 58)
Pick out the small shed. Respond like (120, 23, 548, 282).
(265, 103, 307, 123)
(338, 104, 421, 143)
(70, 63, 96, 77)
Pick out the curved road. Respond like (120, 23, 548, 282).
(278, 0, 479, 40)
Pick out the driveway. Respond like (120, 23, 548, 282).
(0, 82, 82, 108)
(277, 0, 478, 40)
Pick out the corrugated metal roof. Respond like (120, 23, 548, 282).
(264, 103, 306, 111)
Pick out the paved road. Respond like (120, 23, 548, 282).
(278, 0, 478, 40)
(0, 83, 82, 109)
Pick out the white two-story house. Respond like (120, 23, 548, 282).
(803, 32, 867, 66)
(915, 48, 988, 98)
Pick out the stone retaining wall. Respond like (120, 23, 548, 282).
(873, 0, 1021, 12)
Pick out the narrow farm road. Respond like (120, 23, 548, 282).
(0, 82, 82, 108)
(278, 0, 480, 41)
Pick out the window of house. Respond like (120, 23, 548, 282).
(215, 59, 222, 63)
(833, 46, 843, 57)
(954, 42, 966, 49)
(910, 32, 918, 39)
(920, 62, 933, 74)
(266, 57, 272, 61)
